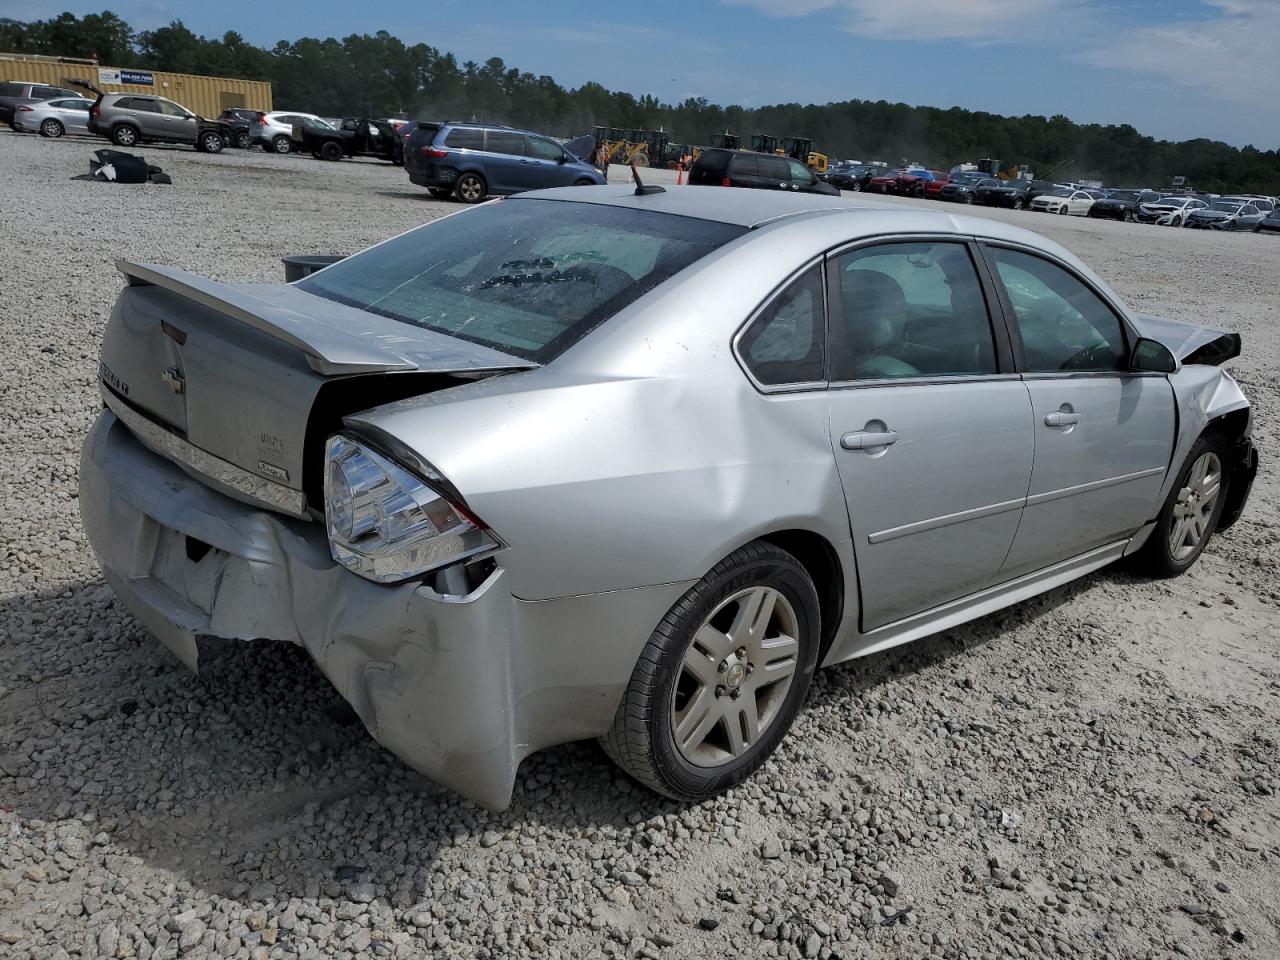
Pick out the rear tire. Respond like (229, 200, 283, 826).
(573, 177, 595, 186)
(850, 181, 861, 192)
(600, 541, 821, 802)
(1129, 432, 1232, 578)
(234, 130, 251, 149)
(272, 135, 293, 154)
(111, 124, 139, 147)
(1012, 198, 1025, 210)
(454, 172, 487, 203)
(40, 119, 64, 138)
(320, 140, 344, 161)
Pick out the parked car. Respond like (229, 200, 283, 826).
(1136, 196, 1209, 226)
(893, 169, 937, 196)
(294, 117, 401, 163)
(1184, 200, 1266, 231)
(1030, 188, 1097, 216)
(869, 168, 904, 193)
(10, 96, 92, 138)
(1088, 189, 1162, 221)
(688, 148, 839, 198)
(1219, 195, 1275, 214)
(405, 122, 607, 202)
(1258, 208, 1280, 233)
(923, 171, 952, 198)
(80, 186, 1256, 810)
(251, 111, 332, 154)
(976, 178, 1032, 209)
(217, 108, 265, 149)
(937, 174, 998, 204)
(825, 163, 886, 192)
(0, 80, 84, 124)
(82, 89, 226, 152)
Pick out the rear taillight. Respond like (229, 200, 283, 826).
(422, 147, 448, 158)
(92, 104, 100, 116)
(17, 105, 32, 112)
(257, 117, 268, 126)
(722, 177, 732, 187)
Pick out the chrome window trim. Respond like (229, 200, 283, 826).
(828, 372, 1022, 391)
(731, 255, 830, 395)
(101, 385, 309, 519)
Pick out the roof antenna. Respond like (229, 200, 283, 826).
(631, 161, 665, 196)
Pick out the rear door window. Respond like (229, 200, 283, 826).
(831, 242, 998, 380)
(126, 99, 158, 112)
(485, 130, 525, 156)
(729, 153, 759, 178)
(758, 156, 790, 181)
(445, 127, 484, 150)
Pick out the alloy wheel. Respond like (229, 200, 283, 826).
(671, 586, 799, 767)
(41, 119, 63, 138)
(1169, 452, 1222, 562)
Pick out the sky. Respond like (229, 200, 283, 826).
(7, 0, 1280, 148)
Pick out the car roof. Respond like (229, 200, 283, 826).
(520, 185, 1078, 242)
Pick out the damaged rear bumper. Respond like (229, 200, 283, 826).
(79, 411, 689, 809)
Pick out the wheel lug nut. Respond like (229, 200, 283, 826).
(746, 663, 754, 674)
(717, 661, 727, 673)
(715, 685, 726, 698)
(736, 647, 747, 658)
(730, 688, 742, 700)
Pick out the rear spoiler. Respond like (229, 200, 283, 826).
(116, 260, 538, 377)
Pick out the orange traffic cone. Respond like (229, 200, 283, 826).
(676, 162, 684, 186)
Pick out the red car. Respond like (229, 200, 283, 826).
(894, 169, 940, 197)
(924, 171, 951, 198)
(869, 169, 903, 193)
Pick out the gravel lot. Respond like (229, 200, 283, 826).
(1, 130, 1278, 960)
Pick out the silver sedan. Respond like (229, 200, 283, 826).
(12, 96, 93, 138)
(79, 186, 1258, 809)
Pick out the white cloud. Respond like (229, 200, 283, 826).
(1082, 0, 1280, 124)
(727, 0, 1073, 42)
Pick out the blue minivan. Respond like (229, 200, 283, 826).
(404, 122, 604, 202)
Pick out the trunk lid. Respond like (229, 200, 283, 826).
(99, 261, 536, 515)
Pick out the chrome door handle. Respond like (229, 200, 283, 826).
(1044, 411, 1081, 427)
(841, 430, 899, 450)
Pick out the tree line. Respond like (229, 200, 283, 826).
(3, 11, 1277, 193)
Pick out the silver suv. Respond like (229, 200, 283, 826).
(87, 92, 226, 152)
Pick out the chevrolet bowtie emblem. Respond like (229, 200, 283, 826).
(161, 366, 185, 395)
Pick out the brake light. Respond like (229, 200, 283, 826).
(17, 105, 32, 112)
(92, 104, 101, 116)
(257, 117, 269, 126)
(722, 177, 732, 187)
(422, 147, 448, 158)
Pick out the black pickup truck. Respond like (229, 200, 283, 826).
(293, 117, 402, 164)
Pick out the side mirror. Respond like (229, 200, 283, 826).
(282, 254, 347, 283)
(557, 153, 568, 164)
(1130, 337, 1176, 374)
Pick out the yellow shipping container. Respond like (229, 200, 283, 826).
(0, 53, 272, 118)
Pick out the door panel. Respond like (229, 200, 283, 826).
(829, 381, 1034, 629)
(826, 238, 1032, 630)
(1002, 376, 1174, 574)
(982, 243, 1178, 574)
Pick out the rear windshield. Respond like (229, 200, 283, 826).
(298, 198, 746, 363)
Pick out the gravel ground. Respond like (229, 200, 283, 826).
(1, 130, 1279, 960)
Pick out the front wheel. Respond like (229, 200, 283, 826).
(454, 172, 487, 203)
(850, 181, 861, 192)
(600, 541, 821, 802)
(1130, 433, 1232, 578)
(234, 130, 251, 149)
(319, 140, 344, 161)
(1012, 199, 1025, 210)
(40, 119, 65, 138)
(197, 131, 224, 153)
